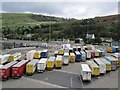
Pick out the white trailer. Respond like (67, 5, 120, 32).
(63, 53, 69, 65)
(37, 58, 47, 72)
(94, 58, 106, 74)
(0, 54, 10, 64)
(26, 50, 36, 60)
(81, 64, 91, 81)
(85, 50, 91, 59)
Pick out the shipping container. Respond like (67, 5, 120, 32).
(111, 53, 120, 67)
(94, 58, 106, 74)
(89, 50, 95, 58)
(105, 56, 117, 71)
(85, 50, 91, 59)
(0, 61, 18, 80)
(26, 60, 39, 75)
(37, 58, 47, 72)
(100, 58, 111, 71)
(54, 51, 59, 57)
(63, 53, 69, 65)
(80, 64, 91, 81)
(80, 51, 86, 61)
(70, 53, 76, 63)
(47, 56, 55, 70)
(59, 49, 64, 55)
(26, 50, 36, 60)
(8, 53, 21, 62)
(0, 54, 10, 64)
(12, 60, 29, 78)
(55, 55, 63, 69)
(34, 51, 41, 59)
(86, 61, 100, 76)
(40, 50, 48, 58)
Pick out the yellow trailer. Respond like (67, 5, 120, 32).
(86, 61, 100, 76)
(106, 47, 112, 53)
(59, 49, 64, 55)
(47, 56, 55, 69)
(26, 60, 39, 75)
(100, 58, 111, 71)
(94, 50, 99, 57)
(8, 53, 21, 62)
(34, 51, 41, 59)
(70, 53, 76, 63)
(55, 55, 63, 68)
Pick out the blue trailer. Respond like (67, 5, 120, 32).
(80, 51, 86, 61)
(73, 46, 77, 53)
(75, 51, 81, 62)
(40, 50, 48, 58)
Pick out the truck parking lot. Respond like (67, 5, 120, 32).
(0, 40, 119, 88)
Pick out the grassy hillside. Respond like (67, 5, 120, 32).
(1, 13, 119, 42)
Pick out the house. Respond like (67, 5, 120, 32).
(86, 34, 95, 39)
(101, 37, 113, 43)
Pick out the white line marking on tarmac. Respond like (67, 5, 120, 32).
(70, 77, 73, 88)
(53, 69, 78, 75)
(25, 77, 66, 88)
(79, 75, 84, 88)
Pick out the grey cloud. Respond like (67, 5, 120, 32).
(2, 2, 118, 19)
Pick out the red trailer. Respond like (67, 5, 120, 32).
(0, 61, 18, 80)
(89, 50, 95, 58)
(12, 60, 29, 78)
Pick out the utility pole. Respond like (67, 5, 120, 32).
(86, 20, 89, 44)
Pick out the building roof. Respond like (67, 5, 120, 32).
(86, 34, 95, 39)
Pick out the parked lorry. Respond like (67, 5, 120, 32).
(12, 60, 29, 78)
(94, 58, 106, 74)
(75, 51, 81, 62)
(26, 59, 39, 75)
(80, 64, 91, 81)
(34, 51, 41, 59)
(63, 53, 69, 65)
(40, 50, 48, 58)
(8, 53, 21, 62)
(37, 58, 47, 72)
(0, 61, 18, 80)
(26, 50, 36, 60)
(47, 56, 55, 70)
(87, 61, 100, 76)
(100, 58, 111, 72)
(0, 54, 10, 64)
(55, 55, 63, 69)
(70, 53, 76, 63)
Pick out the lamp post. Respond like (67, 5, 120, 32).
(86, 20, 89, 44)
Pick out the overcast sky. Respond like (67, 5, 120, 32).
(1, 1, 119, 19)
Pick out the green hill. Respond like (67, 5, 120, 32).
(1, 13, 119, 42)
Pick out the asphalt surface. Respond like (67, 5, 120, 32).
(0, 40, 119, 89)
